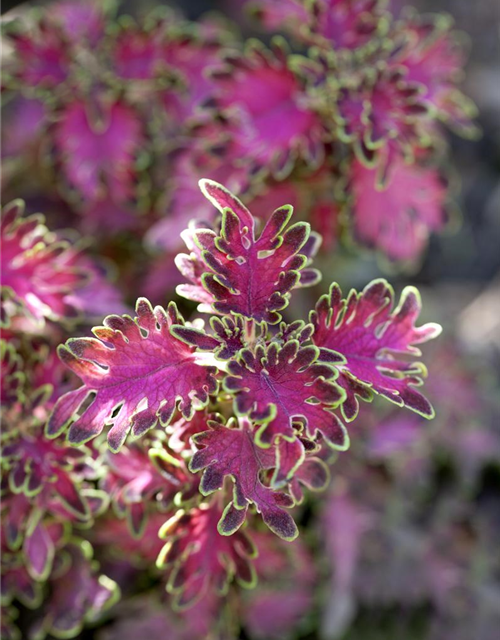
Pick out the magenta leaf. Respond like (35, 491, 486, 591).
(350, 156, 448, 262)
(210, 38, 324, 177)
(290, 455, 331, 504)
(157, 502, 257, 609)
(5, 20, 71, 88)
(309, 0, 387, 51)
(180, 179, 319, 324)
(47, 298, 218, 451)
(36, 541, 118, 638)
(190, 418, 298, 540)
(251, 0, 387, 54)
(3, 431, 91, 520)
(0, 200, 87, 326)
(311, 279, 442, 420)
(224, 341, 348, 452)
(334, 66, 429, 166)
(175, 223, 219, 310)
(101, 441, 188, 537)
(53, 97, 144, 207)
(388, 14, 479, 138)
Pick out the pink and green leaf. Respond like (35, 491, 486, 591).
(311, 279, 442, 420)
(47, 298, 218, 451)
(157, 503, 257, 609)
(224, 341, 348, 452)
(190, 418, 298, 540)
(186, 179, 318, 324)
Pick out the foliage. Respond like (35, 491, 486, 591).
(2, 0, 476, 266)
(1, 178, 440, 638)
(0, 0, 486, 638)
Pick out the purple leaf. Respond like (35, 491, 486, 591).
(210, 39, 323, 177)
(350, 156, 448, 262)
(47, 298, 218, 451)
(190, 418, 298, 540)
(311, 279, 442, 420)
(37, 541, 118, 638)
(24, 516, 54, 581)
(157, 503, 257, 609)
(1, 200, 87, 326)
(172, 314, 249, 360)
(185, 179, 318, 324)
(224, 341, 348, 460)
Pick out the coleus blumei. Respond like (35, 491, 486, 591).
(46, 179, 440, 592)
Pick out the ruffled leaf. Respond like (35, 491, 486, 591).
(34, 541, 118, 638)
(157, 503, 257, 609)
(0, 200, 87, 326)
(349, 156, 448, 262)
(47, 298, 218, 451)
(190, 417, 298, 540)
(210, 38, 324, 177)
(311, 279, 442, 420)
(225, 341, 347, 451)
(24, 515, 54, 581)
(172, 315, 260, 361)
(181, 179, 318, 324)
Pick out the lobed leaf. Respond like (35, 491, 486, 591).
(47, 298, 218, 451)
(190, 417, 298, 540)
(311, 279, 442, 420)
(180, 179, 318, 324)
(223, 340, 348, 486)
(157, 503, 257, 609)
(225, 341, 347, 443)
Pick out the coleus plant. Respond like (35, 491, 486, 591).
(1, 0, 477, 265)
(0, 2, 484, 637)
(43, 180, 440, 576)
(0, 336, 116, 640)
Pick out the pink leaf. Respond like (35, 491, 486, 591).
(224, 341, 348, 452)
(350, 156, 448, 262)
(211, 40, 323, 177)
(1, 200, 87, 325)
(47, 298, 218, 451)
(311, 279, 442, 420)
(190, 418, 298, 540)
(313, 0, 386, 50)
(387, 15, 479, 138)
(24, 517, 54, 581)
(5, 21, 71, 88)
(53, 98, 144, 206)
(157, 503, 257, 609)
(185, 179, 318, 324)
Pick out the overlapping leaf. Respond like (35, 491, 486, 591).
(157, 502, 256, 609)
(172, 315, 256, 361)
(311, 279, 442, 420)
(47, 298, 218, 451)
(0, 200, 87, 326)
(101, 441, 188, 537)
(190, 417, 298, 540)
(225, 341, 347, 448)
(35, 541, 118, 639)
(349, 156, 448, 262)
(210, 38, 324, 177)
